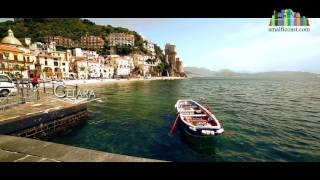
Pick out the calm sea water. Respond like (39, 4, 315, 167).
(50, 77, 320, 162)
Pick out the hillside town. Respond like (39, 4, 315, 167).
(0, 29, 185, 81)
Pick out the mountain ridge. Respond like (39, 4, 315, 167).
(184, 67, 319, 78)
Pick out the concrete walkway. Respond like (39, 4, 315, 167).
(0, 135, 166, 162)
(0, 94, 75, 123)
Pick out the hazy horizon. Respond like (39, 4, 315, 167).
(184, 66, 320, 74)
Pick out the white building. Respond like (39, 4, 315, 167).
(131, 51, 159, 77)
(143, 40, 156, 58)
(74, 57, 88, 79)
(108, 33, 135, 46)
(102, 65, 114, 78)
(88, 60, 102, 78)
(106, 55, 132, 77)
(73, 48, 83, 57)
(116, 59, 130, 76)
(30, 42, 46, 52)
(36, 43, 71, 79)
(73, 48, 99, 59)
(72, 48, 104, 79)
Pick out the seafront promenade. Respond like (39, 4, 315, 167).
(40, 76, 187, 88)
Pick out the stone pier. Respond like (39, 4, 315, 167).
(0, 94, 87, 137)
(0, 135, 165, 162)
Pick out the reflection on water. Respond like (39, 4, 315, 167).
(180, 130, 217, 156)
(50, 77, 320, 162)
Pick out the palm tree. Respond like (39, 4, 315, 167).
(132, 65, 142, 76)
(13, 64, 20, 71)
(12, 64, 23, 78)
(15, 72, 22, 80)
(42, 67, 49, 78)
(19, 66, 25, 74)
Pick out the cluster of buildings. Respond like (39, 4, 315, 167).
(43, 35, 105, 50)
(0, 29, 181, 80)
(43, 32, 136, 50)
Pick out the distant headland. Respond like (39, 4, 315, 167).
(184, 67, 319, 79)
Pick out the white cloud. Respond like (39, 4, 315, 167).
(207, 19, 320, 73)
(226, 19, 268, 40)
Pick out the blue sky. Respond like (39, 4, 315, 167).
(88, 18, 320, 73)
(1, 18, 320, 73)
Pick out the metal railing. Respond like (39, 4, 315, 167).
(0, 91, 21, 110)
(0, 82, 42, 111)
(0, 81, 81, 111)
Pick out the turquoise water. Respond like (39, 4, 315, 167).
(50, 77, 320, 162)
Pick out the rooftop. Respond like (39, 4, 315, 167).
(0, 43, 23, 53)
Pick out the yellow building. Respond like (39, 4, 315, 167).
(0, 29, 34, 78)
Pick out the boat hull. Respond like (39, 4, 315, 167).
(179, 120, 224, 137)
(174, 99, 224, 137)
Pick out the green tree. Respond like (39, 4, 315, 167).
(15, 72, 22, 80)
(98, 42, 110, 56)
(132, 65, 142, 75)
(0, 62, 5, 69)
(13, 64, 20, 71)
(116, 44, 133, 55)
(42, 67, 49, 73)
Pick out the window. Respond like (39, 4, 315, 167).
(0, 53, 3, 59)
(14, 55, 18, 60)
(45, 61, 48, 65)
(54, 61, 58, 66)
(62, 63, 65, 66)
(0, 75, 10, 82)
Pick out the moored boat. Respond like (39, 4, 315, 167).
(170, 99, 224, 137)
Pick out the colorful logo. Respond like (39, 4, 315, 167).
(269, 9, 310, 26)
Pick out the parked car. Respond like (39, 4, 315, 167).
(0, 74, 17, 97)
(53, 79, 63, 82)
(51, 77, 63, 82)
